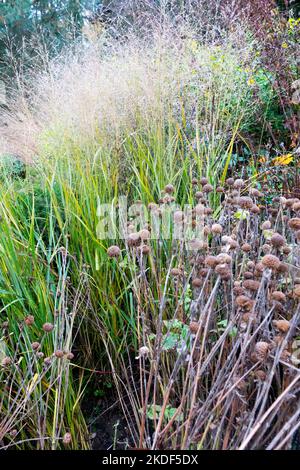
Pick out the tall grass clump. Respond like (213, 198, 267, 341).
(1, 5, 298, 450)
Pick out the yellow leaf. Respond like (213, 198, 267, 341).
(272, 154, 293, 166)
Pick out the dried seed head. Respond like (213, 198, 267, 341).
(174, 210, 184, 223)
(262, 243, 271, 254)
(199, 267, 209, 277)
(283, 245, 291, 255)
(139, 229, 150, 240)
(1, 356, 12, 367)
(189, 321, 200, 334)
(31, 342, 40, 351)
(251, 204, 260, 214)
(192, 277, 202, 288)
(171, 268, 181, 277)
(54, 350, 64, 358)
(243, 279, 260, 291)
(292, 202, 300, 212)
(273, 319, 290, 333)
(200, 177, 208, 185)
(42, 322, 54, 333)
(63, 432, 72, 445)
(226, 177, 234, 186)
(165, 184, 175, 194)
(192, 177, 198, 185)
(107, 245, 121, 258)
(261, 254, 281, 270)
(250, 188, 260, 197)
(204, 255, 218, 268)
(271, 291, 286, 302)
(233, 286, 245, 296)
(294, 285, 300, 297)
(44, 356, 52, 365)
(241, 243, 251, 253)
(24, 315, 35, 326)
(216, 253, 232, 264)
(255, 370, 267, 381)
(270, 233, 285, 248)
(195, 191, 203, 200)
(215, 263, 230, 277)
(211, 223, 223, 235)
(255, 341, 269, 361)
(244, 271, 254, 279)
(233, 178, 244, 189)
(216, 186, 224, 193)
(66, 352, 74, 360)
(127, 232, 140, 247)
(237, 196, 253, 209)
(235, 295, 254, 310)
(203, 184, 213, 193)
(288, 218, 300, 231)
(247, 261, 255, 270)
(261, 221, 271, 230)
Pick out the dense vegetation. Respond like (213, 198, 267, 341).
(0, 0, 299, 450)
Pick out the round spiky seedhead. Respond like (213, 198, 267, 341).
(107, 245, 121, 258)
(241, 243, 251, 253)
(171, 268, 181, 277)
(205, 255, 218, 268)
(211, 223, 223, 235)
(127, 233, 140, 247)
(235, 295, 254, 310)
(289, 218, 300, 231)
(42, 322, 54, 333)
(192, 277, 202, 288)
(237, 196, 253, 209)
(216, 253, 232, 264)
(273, 319, 290, 333)
(165, 184, 175, 194)
(189, 321, 200, 334)
(203, 184, 213, 193)
(200, 177, 208, 186)
(66, 352, 74, 360)
(31, 342, 40, 351)
(54, 350, 64, 358)
(255, 341, 269, 361)
(139, 229, 150, 240)
(271, 233, 285, 248)
(261, 220, 271, 230)
(233, 178, 244, 189)
(1, 356, 12, 367)
(24, 315, 35, 326)
(261, 254, 281, 270)
(243, 279, 260, 291)
(271, 291, 286, 302)
(63, 433, 72, 446)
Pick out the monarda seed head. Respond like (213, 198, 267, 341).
(233, 178, 244, 189)
(283, 245, 291, 255)
(241, 243, 251, 253)
(174, 210, 184, 223)
(293, 285, 300, 297)
(54, 350, 64, 358)
(271, 233, 285, 248)
(42, 322, 54, 333)
(1, 356, 12, 367)
(271, 291, 286, 302)
(107, 245, 121, 258)
(192, 277, 202, 288)
(205, 255, 218, 268)
(255, 370, 266, 381)
(164, 184, 175, 194)
(243, 280, 260, 291)
(251, 204, 260, 214)
(244, 271, 254, 279)
(237, 196, 253, 209)
(215, 263, 230, 277)
(200, 177, 208, 186)
(63, 433, 72, 445)
(171, 268, 181, 277)
(203, 184, 213, 193)
(216, 186, 224, 193)
(261, 221, 271, 230)
(226, 177, 234, 186)
(261, 254, 281, 270)
(127, 232, 140, 247)
(139, 229, 150, 240)
(216, 253, 232, 264)
(254, 341, 269, 361)
(288, 218, 300, 231)
(292, 202, 300, 212)
(138, 245, 150, 255)
(192, 177, 198, 185)
(195, 191, 203, 199)
(262, 243, 271, 254)
(235, 295, 254, 310)
(273, 319, 290, 333)
(211, 223, 223, 234)
(31, 342, 40, 351)
(66, 352, 74, 360)
(189, 321, 200, 334)
(250, 188, 260, 197)
(24, 315, 35, 326)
